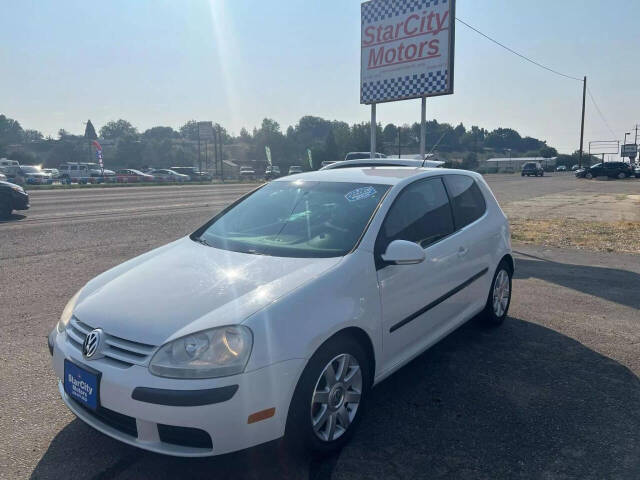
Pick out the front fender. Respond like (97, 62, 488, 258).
(243, 249, 382, 376)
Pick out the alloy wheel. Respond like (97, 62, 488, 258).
(492, 269, 511, 317)
(310, 353, 362, 442)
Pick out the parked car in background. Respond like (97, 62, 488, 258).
(344, 152, 386, 161)
(42, 168, 60, 179)
(288, 165, 303, 175)
(634, 164, 640, 178)
(571, 164, 580, 171)
(0, 172, 6, 182)
(116, 169, 155, 183)
(239, 167, 256, 180)
(521, 162, 544, 177)
(264, 165, 281, 180)
(89, 169, 117, 184)
(148, 169, 189, 182)
(17, 165, 53, 185)
(171, 167, 212, 182)
(59, 163, 91, 184)
(555, 165, 567, 172)
(320, 161, 337, 168)
(575, 162, 633, 179)
(0, 158, 21, 180)
(0, 179, 29, 218)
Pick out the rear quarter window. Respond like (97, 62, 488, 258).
(444, 175, 487, 229)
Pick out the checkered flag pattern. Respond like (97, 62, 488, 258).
(361, 0, 446, 24)
(362, 69, 448, 103)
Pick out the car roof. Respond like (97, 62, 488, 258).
(274, 166, 475, 186)
(321, 158, 445, 170)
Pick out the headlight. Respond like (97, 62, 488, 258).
(11, 185, 25, 193)
(149, 325, 253, 379)
(56, 289, 82, 333)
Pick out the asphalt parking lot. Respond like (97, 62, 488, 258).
(1, 174, 638, 479)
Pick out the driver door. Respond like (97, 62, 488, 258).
(375, 177, 469, 373)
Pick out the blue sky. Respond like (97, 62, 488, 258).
(1, 0, 638, 153)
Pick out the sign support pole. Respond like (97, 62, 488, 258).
(420, 97, 426, 160)
(370, 103, 376, 159)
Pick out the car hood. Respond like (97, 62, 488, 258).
(74, 237, 342, 346)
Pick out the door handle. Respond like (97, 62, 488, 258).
(457, 247, 468, 257)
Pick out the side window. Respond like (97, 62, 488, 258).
(444, 175, 486, 229)
(378, 178, 454, 251)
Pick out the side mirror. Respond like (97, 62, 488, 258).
(381, 240, 425, 265)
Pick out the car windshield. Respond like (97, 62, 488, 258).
(195, 180, 390, 258)
(21, 166, 41, 173)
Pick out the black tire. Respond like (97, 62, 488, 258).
(585, 172, 593, 179)
(617, 172, 627, 179)
(481, 260, 513, 325)
(0, 196, 12, 219)
(285, 334, 371, 456)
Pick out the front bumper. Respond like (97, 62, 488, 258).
(51, 329, 305, 456)
(12, 192, 29, 211)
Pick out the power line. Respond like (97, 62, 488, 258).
(456, 17, 622, 145)
(586, 87, 616, 138)
(455, 17, 583, 82)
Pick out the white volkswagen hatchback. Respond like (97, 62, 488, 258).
(49, 167, 513, 457)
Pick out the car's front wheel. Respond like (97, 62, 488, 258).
(617, 172, 627, 179)
(585, 172, 593, 179)
(286, 334, 371, 455)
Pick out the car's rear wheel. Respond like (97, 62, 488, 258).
(286, 334, 371, 456)
(481, 260, 512, 325)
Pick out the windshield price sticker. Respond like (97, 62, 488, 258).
(345, 186, 377, 202)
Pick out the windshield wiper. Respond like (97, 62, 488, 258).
(193, 236, 211, 247)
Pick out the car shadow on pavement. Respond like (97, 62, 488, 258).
(513, 254, 640, 310)
(330, 317, 640, 479)
(31, 318, 640, 480)
(0, 213, 26, 223)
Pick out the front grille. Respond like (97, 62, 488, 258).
(158, 424, 213, 449)
(66, 316, 156, 368)
(71, 398, 138, 438)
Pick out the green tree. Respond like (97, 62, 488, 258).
(99, 119, 138, 140)
(84, 120, 98, 140)
(143, 126, 177, 140)
(540, 146, 558, 158)
(0, 114, 24, 144)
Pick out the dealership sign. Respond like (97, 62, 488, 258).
(361, 0, 455, 104)
(621, 143, 638, 158)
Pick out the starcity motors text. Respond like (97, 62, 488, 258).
(363, 10, 449, 69)
(68, 374, 93, 396)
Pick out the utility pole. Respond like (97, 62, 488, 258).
(578, 76, 587, 169)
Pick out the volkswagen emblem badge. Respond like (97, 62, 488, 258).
(82, 329, 103, 359)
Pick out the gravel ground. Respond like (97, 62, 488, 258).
(0, 176, 638, 479)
